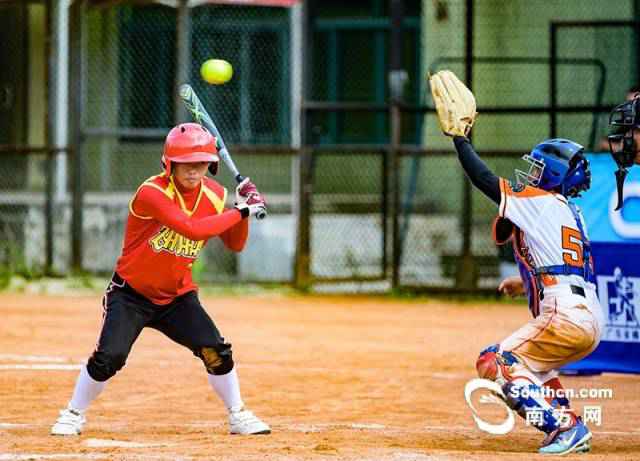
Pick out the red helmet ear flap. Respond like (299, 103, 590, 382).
(208, 160, 219, 176)
(161, 155, 170, 175)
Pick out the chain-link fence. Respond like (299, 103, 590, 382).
(554, 21, 640, 147)
(310, 148, 386, 282)
(2, 0, 639, 292)
(0, 1, 72, 282)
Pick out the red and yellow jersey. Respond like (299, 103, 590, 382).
(115, 174, 248, 305)
(497, 178, 595, 315)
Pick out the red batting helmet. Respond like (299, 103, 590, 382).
(162, 123, 219, 176)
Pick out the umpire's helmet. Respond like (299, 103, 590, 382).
(608, 96, 640, 169)
(162, 123, 219, 176)
(608, 96, 640, 209)
(515, 139, 591, 198)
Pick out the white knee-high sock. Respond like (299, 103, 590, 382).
(207, 366, 244, 412)
(69, 365, 106, 411)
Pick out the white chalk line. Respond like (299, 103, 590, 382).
(0, 354, 73, 363)
(0, 453, 451, 461)
(0, 456, 105, 461)
(0, 354, 75, 363)
(275, 421, 640, 437)
(0, 455, 191, 461)
(0, 355, 468, 380)
(0, 354, 82, 371)
(3, 419, 638, 437)
(85, 438, 172, 448)
(239, 363, 468, 379)
(350, 422, 386, 429)
(360, 455, 458, 461)
(0, 364, 82, 371)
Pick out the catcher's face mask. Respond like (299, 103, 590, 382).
(515, 154, 546, 188)
(608, 97, 640, 209)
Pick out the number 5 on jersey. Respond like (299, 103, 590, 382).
(561, 226, 584, 267)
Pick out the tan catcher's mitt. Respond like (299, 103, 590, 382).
(428, 70, 478, 137)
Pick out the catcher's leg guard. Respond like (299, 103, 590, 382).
(502, 381, 563, 433)
(476, 344, 523, 384)
(543, 376, 578, 427)
(476, 344, 563, 434)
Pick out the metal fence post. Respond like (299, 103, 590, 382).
(550, 22, 557, 139)
(45, 0, 54, 274)
(294, 0, 313, 290)
(634, 3, 640, 81)
(45, 149, 54, 274)
(175, 0, 190, 124)
(70, 0, 84, 272)
(389, 0, 405, 289)
(294, 146, 313, 290)
(456, 0, 477, 289)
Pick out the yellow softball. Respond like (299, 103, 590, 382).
(200, 59, 233, 85)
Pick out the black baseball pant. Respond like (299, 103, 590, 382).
(86, 273, 233, 382)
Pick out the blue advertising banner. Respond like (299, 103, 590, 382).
(563, 154, 640, 374)
(573, 154, 640, 243)
(563, 242, 640, 374)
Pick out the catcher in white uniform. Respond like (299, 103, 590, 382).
(430, 71, 605, 455)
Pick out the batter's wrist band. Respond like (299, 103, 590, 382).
(234, 204, 250, 219)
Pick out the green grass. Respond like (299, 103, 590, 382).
(0, 273, 528, 308)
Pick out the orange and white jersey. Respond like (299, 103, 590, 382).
(496, 178, 605, 373)
(498, 178, 596, 295)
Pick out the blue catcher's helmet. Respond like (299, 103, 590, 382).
(515, 138, 591, 198)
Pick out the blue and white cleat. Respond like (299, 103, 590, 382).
(539, 417, 591, 455)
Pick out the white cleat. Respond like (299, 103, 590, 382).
(51, 406, 86, 436)
(228, 407, 271, 435)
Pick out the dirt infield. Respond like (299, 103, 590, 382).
(1, 291, 639, 460)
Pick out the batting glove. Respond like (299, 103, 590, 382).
(235, 177, 266, 205)
(236, 178, 260, 203)
(234, 202, 267, 219)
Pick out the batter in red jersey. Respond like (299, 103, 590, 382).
(51, 123, 270, 436)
